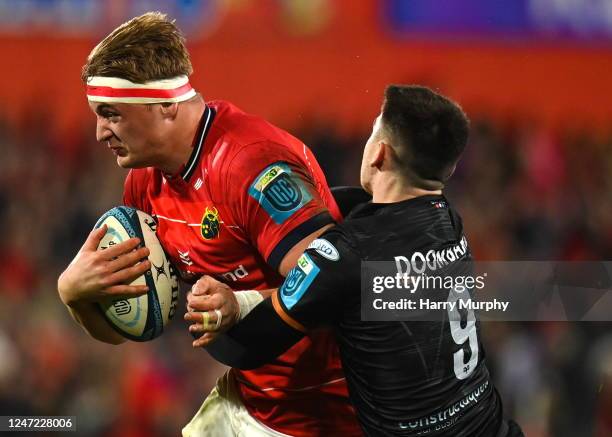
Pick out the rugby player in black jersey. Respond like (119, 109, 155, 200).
(186, 85, 524, 437)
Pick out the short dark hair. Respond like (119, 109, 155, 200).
(380, 85, 469, 184)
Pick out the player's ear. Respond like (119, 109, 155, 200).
(159, 102, 179, 120)
(370, 141, 386, 169)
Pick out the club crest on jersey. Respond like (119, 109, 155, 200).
(280, 253, 320, 309)
(248, 162, 312, 224)
(201, 206, 220, 240)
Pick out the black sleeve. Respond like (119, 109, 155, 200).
(266, 211, 334, 270)
(206, 227, 360, 369)
(205, 298, 304, 369)
(272, 227, 359, 329)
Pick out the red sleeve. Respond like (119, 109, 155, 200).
(224, 141, 335, 270)
(122, 169, 153, 214)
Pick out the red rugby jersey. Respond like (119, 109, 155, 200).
(123, 101, 362, 436)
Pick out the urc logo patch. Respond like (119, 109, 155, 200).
(249, 162, 312, 224)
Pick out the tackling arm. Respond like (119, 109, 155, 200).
(206, 228, 359, 367)
(206, 298, 304, 369)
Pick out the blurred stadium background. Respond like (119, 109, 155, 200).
(0, 0, 611, 436)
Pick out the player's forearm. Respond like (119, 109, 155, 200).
(65, 302, 126, 345)
(233, 289, 272, 321)
(206, 298, 304, 369)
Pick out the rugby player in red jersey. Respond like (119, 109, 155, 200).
(57, 11, 362, 437)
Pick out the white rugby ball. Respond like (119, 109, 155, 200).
(93, 206, 179, 342)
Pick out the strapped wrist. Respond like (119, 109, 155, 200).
(234, 290, 264, 321)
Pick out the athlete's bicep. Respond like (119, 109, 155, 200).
(244, 159, 336, 272)
(225, 142, 339, 274)
(274, 247, 351, 330)
(278, 223, 334, 276)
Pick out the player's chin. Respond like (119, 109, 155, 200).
(115, 154, 136, 168)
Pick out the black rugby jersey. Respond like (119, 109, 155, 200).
(209, 194, 505, 436)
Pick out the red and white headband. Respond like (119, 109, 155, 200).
(86, 75, 196, 104)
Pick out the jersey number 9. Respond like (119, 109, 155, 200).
(447, 287, 479, 380)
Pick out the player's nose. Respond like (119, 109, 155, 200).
(96, 118, 114, 143)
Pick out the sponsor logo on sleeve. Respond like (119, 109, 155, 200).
(307, 238, 340, 261)
(280, 253, 320, 309)
(248, 162, 312, 224)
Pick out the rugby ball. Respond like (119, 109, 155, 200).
(93, 206, 179, 342)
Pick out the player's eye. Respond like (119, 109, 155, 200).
(102, 113, 120, 121)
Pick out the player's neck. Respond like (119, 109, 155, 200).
(371, 176, 442, 203)
(157, 98, 206, 175)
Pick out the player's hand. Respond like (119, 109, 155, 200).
(184, 275, 240, 347)
(58, 225, 151, 306)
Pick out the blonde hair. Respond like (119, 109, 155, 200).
(81, 11, 193, 83)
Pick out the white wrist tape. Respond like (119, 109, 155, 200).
(234, 290, 264, 320)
